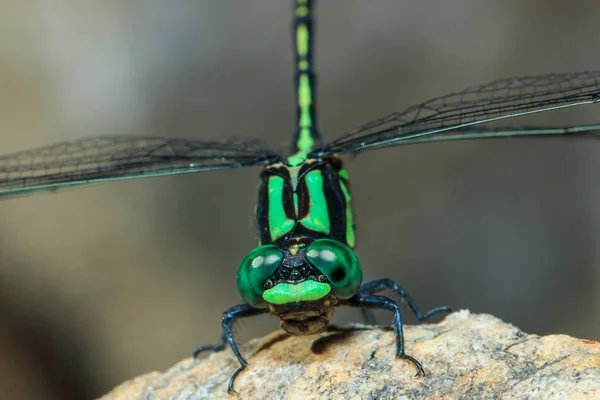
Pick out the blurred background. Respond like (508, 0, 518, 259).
(1, 1, 599, 399)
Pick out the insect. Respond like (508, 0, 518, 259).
(1, 0, 600, 394)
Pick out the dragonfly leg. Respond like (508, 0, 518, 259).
(344, 293, 424, 376)
(358, 278, 451, 322)
(193, 332, 227, 355)
(192, 302, 266, 393)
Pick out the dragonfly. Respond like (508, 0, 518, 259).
(2, 0, 600, 393)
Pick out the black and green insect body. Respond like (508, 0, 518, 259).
(242, 0, 363, 338)
(2, 0, 600, 395)
(249, 155, 359, 335)
(195, 1, 450, 391)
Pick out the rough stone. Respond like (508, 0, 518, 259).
(99, 311, 600, 399)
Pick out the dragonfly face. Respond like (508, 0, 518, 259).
(237, 237, 361, 335)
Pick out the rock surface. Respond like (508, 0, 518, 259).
(99, 311, 600, 399)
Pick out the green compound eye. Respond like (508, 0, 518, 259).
(237, 245, 283, 308)
(305, 239, 362, 299)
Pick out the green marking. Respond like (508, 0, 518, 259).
(295, 21, 315, 154)
(298, 75, 312, 125)
(262, 280, 331, 305)
(297, 128, 314, 153)
(289, 242, 306, 250)
(295, 0, 309, 16)
(339, 180, 355, 248)
(293, 192, 299, 214)
(287, 151, 307, 167)
(298, 60, 309, 71)
(295, 7, 308, 17)
(268, 176, 295, 241)
(339, 169, 349, 180)
(299, 170, 330, 234)
(296, 74, 315, 153)
(296, 24, 309, 57)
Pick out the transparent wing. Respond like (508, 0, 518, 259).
(319, 70, 600, 155)
(0, 136, 282, 198)
(376, 124, 600, 146)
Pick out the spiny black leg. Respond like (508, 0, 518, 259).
(344, 293, 424, 376)
(358, 278, 451, 321)
(192, 303, 266, 393)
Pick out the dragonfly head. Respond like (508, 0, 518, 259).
(236, 238, 362, 334)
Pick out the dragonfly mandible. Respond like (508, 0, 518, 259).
(1, 0, 600, 393)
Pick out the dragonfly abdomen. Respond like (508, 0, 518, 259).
(256, 157, 355, 248)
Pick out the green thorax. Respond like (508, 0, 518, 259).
(256, 156, 355, 249)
